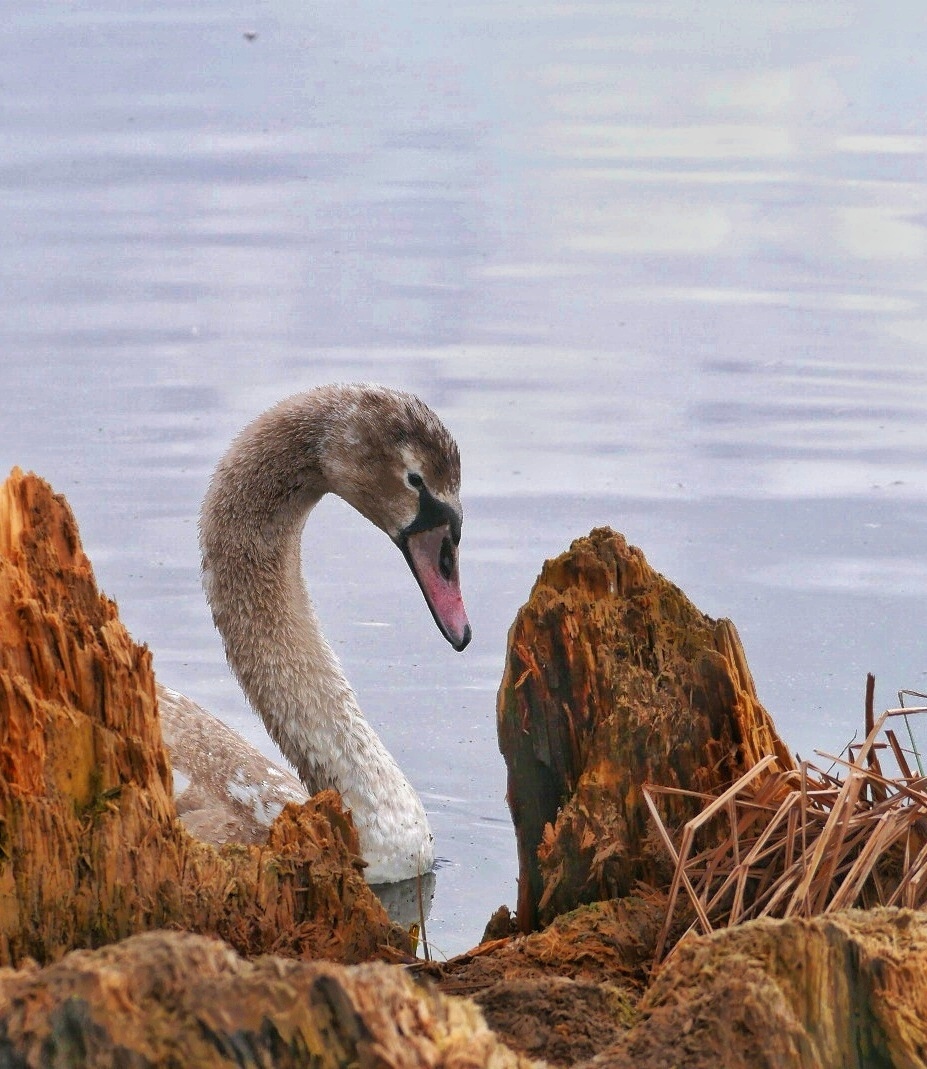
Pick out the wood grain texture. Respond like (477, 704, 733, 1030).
(599, 908, 927, 1069)
(0, 469, 410, 966)
(0, 929, 534, 1068)
(497, 527, 794, 930)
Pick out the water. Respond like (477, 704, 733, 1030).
(3, 1, 927, 956)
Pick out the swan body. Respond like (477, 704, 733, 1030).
(160, 384, 470, 884)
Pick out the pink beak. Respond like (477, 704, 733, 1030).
(402, 524, 471, 651)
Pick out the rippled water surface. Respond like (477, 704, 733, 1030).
(4, 2, 927, 955)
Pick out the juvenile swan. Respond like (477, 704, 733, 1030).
(158, 384, 470, 884)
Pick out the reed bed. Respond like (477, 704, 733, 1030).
(646, 683, 927, 963)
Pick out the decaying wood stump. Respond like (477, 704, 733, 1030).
(4, 476, 926, 1069)
(0, 929, 533, 1068)
(498, 527, 794, 930)
(0, 469, 410, 965)
(420, 896, 663, 1066)
(597, 908, 927, 1069)
(427, 900, 927, 1068)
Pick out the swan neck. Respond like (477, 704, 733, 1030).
(198, 396, 434, 880)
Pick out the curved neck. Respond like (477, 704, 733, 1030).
(198, 397, 433, 880)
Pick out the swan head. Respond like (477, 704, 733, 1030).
(320, 385, 471, 652)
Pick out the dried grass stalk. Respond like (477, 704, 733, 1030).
(647, 702, 927, 963)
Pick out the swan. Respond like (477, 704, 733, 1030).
(157, 384, 470, 884)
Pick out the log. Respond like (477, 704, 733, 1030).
(497, 527, 794, 930)
(0, 469, 410, 965)
(0, 929, 532, 1068)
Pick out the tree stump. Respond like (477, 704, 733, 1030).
(0, 929, 533, 1068)
(498, 527, 794, 930)
(600, 908, 927, 1069)
(0, 469, 409, 965)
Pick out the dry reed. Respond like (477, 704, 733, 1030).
(646, 683, 927, 963)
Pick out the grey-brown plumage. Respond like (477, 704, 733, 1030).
(161, 384, 469, 883)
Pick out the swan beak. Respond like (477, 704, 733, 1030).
(401, 524, 471, 651)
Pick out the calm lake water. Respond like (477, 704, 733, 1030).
(3, 2, 927, 956)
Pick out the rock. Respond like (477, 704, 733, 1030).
(0, 469, 409, 965)
(0, 929, 534, 1068)
(589, 908, 927, 1069)
(497, 527, 794, 930)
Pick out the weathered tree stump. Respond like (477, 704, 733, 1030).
(4, 482, 925, 1069)
(598, 908, 927, 1069)
(498, 527, 794, 930)
(0, 469, 409, 965)
(0, 929, 532, 1068)
(420, 895, 662, 1066)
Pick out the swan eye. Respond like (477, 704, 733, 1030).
(439, 535, 455, 581)
(407, 472, 424, 489)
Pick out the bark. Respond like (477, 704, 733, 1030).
(0, 929, 534, 1069)
(0, 469, 410, 966)
(4, 481, 926, 1069)
(497, 527, 794, 930)
(591, 908, 927, 1069)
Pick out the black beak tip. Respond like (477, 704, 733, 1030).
(454, 624, 472, 652)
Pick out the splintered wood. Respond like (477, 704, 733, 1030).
(0, 468, 411, 966)
(497, 527, 795, 933)
(647, 699, 927, 962)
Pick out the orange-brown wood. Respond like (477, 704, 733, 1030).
(0, 469, 409, 966)
(497, 527, 794, 931)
